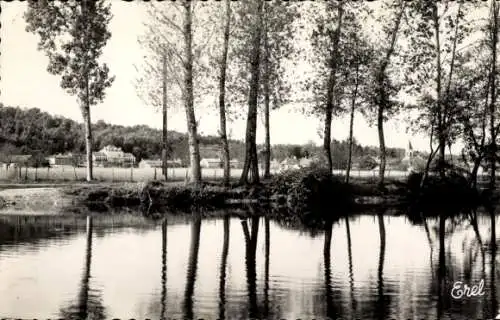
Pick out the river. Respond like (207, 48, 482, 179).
(0, 209, 498, 319)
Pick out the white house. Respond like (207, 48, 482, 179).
(90, 145, 136, 167)
(201, 158, 221, 168)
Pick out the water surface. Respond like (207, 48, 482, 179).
(0, 210, 499, 319)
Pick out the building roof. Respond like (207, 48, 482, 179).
(93, 152, 107, 157)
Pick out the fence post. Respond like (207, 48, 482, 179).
(154, 167, 157, 180)
(130, 166, 133, 182)
(35, 167, 38, 181)
(112, 167, 115, 182)
(24, 166, 27, 181)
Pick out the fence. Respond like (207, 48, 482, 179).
(7, 166, 499, 183)
(0, 166, 281, 183)
(0, 165, 413, 183)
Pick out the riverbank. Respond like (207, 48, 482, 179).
(0, 176, 409, 216)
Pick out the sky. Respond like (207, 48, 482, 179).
(0, 1, 436, 152)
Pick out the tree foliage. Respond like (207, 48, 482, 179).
(25, 0, 115, 181)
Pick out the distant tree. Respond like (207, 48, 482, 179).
(367, 0, 407, 189)
(137, 1, 217, 186)
(259, 1, 298, 178)
(404, 1, 471, 184)
(25, 0, 114, 182)
(308, 1, 345, 173)
(341, 13, 372, 183)
(359, 155, 378, 170)
(217, 0, 232, 186)
(239, 0, 265, 185)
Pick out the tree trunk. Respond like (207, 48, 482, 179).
(433, 5, 446, 180)
(263, 27, 271, 179)
(346, 103, 355, 184)
(323, 4, 344, 174)
(490, 0, 498, 190)
(345, 67, 359, 184)
(240, 0, 264, 185)
(264, 89, 271, 179)
(469, 156, 483, 189)
(375, 3, 405, 189)
(82, 105, 93, 182)
(183, 2, 202, 186)
(219, 0, 231, 187)
(377, 104, 386, 189)
(323, 110, 334, 173)
(162, 51, 169, 181)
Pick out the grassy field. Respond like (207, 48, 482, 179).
(0, 166, 412, 183)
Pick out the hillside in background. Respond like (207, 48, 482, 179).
(0, 104, 407, 167)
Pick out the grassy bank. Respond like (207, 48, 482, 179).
(57, 167, 410, 223)
(0, 166, 487, 229)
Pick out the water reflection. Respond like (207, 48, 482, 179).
(345, 216, 356, 317)
(1, 208, 500, 319)
(241, 216, 259, 318)
(377, 211, 387, 320)
(183, 217, 201, 320)
(218, 216, 230, 320)
(264, 217, 270, 318)
(490, 206, 498, 317)
(160, 218, 167, 319)
(59, 216, 106, 319)
(323, 219, 337, 319)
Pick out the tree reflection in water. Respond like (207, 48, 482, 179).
(218, 215, 230, 320)
(489, 205, 498, 317)
(160, 218, 168, 319)
(241, 216, 260, 319)
(59, 216, 106, 320)
(436, 215, 446, 320)
(345, 216, 357, 318)
(376, 210, 387, 320)
(264, 216, 270, 318)
(183, 217, 202, 320)
(323, 218, 335, 319)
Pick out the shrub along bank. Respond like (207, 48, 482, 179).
(61, 166, 487, 224)
(63, 167, 360, 227)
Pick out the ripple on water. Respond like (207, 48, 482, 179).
(0, 212, 499, 319)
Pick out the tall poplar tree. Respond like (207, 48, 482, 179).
(25, 0, 114, 181)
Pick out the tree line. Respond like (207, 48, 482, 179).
(0, 104, 397, 169)
(22, 0, 500, 188)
